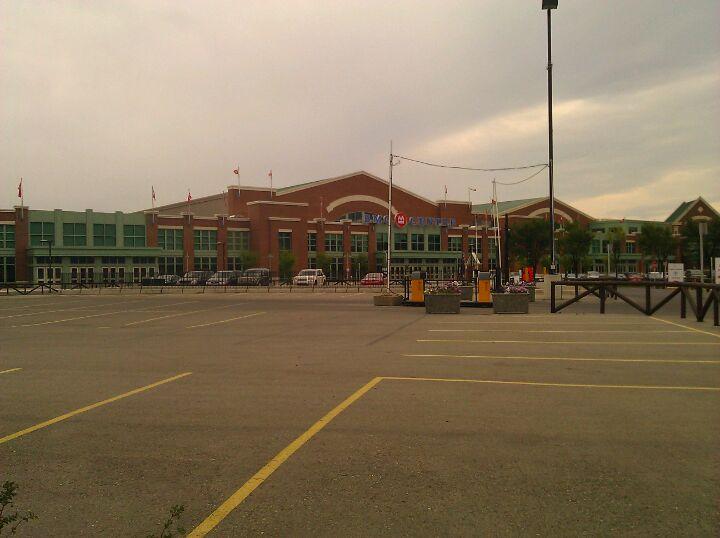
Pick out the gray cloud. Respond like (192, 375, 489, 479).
(1, 0, 718, 219)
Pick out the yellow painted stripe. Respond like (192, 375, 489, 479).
(11, 309, 138, 328)
(0, 300, 135, 320)
(188, 377, 383, 537)
(0, 372, 192, 445)
(403, 354, 720, 364)
(417, 339, 720, 345)
(124, 303, 241, 326)
(187, 312, 265, 329)
(0, 368, 22, 375)
(435, 320, 655, 324)
(381, 376, 720, 391)
(650, 317, 720, 339)
(428, 329, 686, 333)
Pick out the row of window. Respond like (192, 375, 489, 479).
(0, 256, 15, 283)
(590, 240, 638, 254)
(28, 222, 147, 247)
(0, 225, 15, 249)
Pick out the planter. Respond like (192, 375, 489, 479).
(424, 293, 461, 314)
(374, 294, 403, 306)
(459, 285, 474, 301)
(528, 286, 536, 302)
(492, 292, 530, 314)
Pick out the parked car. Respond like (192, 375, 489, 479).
(158, 274, 180, 285)
(648, 271, 665, 281)
(627, 272, 643, 282)
(360, 272, 385, 286)
(292, 268, 326, 286)
(206, 270, 241, 286)
(586, 271, 600, 279)
(237, 268, 271, 286)
(178, 270, 213, 286)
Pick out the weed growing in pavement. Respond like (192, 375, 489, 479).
(147, 504, 186, 538)
(0, 481, 37, 535)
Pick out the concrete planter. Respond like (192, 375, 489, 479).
(459, 286, 474, 301)
(374, 294, 403, 306)
(528, 286, 536, 302)
(424, 293, 461, 314)
(492, 292, 530, 314)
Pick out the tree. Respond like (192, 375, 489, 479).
(509, 218, 551, 273)
(314, 252, 333, 276)
(608, 227, 626, 276)
(680, 218, 720, 269)
(239, 250, 259, 270)
(557, 222, 593, 277)
(637, 223, 675, 273)
(278, 251, 295, 281)
(351, 253, 369, 280)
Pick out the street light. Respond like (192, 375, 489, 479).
(468, 187, 478, 277)
(542, 0, 558, 273)
(40, 238, 54, 286)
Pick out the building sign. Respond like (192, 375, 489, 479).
(667, 263, 684, 283)
(394, 212, 408, 228)
(364, 213, 457, 227)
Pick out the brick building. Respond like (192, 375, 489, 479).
(1, 171, 715, 284)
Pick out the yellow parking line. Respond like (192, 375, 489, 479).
(12, 310, 136, 328)
(435, 320, 655, 324)
(403, 354, 720, 364)
(650, 317, 720, 339)
(381, 376, 720, 391)
(188, 377, 383, 537)
(0, 300, 134, 320)
(428, 329, 686, 333)
(187, 312, 265, 329)
(0, 368, 22, 375)
(0, 372, 192, 445)
(124, 303, 241, 326)
(417, 339, 720, 345)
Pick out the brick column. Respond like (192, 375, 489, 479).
(145, 211, 159, 247)
(14, 206, 29, 282)
(368, 225, 377, 272)
(182, 213, 194, 272)
(216, 215, 227, 270)
(342, 220, 351, 280)
(461, 226, 470, 280)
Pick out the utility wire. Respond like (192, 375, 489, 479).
(494, 165, 548, 186)
(393, 154, 548, 172)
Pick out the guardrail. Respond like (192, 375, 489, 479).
(550, 279, 719, 326)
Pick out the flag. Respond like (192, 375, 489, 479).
(268, 169, 273, 179)
(151, 186, 156, 202)
(17, 178, 22, 199)
(233, 168, 239, 175)
(187, 191, 192, 202)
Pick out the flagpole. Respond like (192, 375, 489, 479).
(387, 141, 393, 293)
(20, 177, 24, 219)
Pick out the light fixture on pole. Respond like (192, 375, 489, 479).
(542, 0, 558, 273)
(468, 187, 478, 274)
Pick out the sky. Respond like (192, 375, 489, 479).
(2, 0, 719, 220)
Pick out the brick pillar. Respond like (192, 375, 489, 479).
(316, 219, 326, 255)
(368, 225, 377, 272)
(182, 213, 194, 272)
(216, 216, 228, 270)
(14, 206, 29, 282)
(342, 220, 351, 280)
(461, 226, 470, 280)
(145, 211, 159, 247)
(440, 226, 449, 251)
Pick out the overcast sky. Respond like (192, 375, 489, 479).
(2, 1, 719, 220)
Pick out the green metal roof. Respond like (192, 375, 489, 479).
(472, 197, 545, 215)
(665, 200, 693, 223)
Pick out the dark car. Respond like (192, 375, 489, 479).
(237, 268, 271, 286)
(178, 270, 213, 286)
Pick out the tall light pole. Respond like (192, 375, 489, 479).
(468, 187, 477, 277)
(543, 0, 558, 273)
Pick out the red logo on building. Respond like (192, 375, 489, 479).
(394, 212, 408, 228)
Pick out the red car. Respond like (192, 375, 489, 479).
(360, 272, 385, 286)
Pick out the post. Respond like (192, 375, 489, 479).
(387, 143, 393, 292)
(696, 286, 703, 322)
(550, 281, 556, 312)
(680, 287, 686, 318)
(503, 215, 510, 284)
(547, 6, 556, 273)
(645, 284, 651, 315)
(599, 284, 606, 314)
(698, 222, 706, 283)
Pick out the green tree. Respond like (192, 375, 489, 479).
(680, 218, 720, 269)
(557, 222, 593, 277)
(608, 227, 626, 276)
(510, 218, 551, 273)
(351, 253, 369, 280)
(314, 252, 333, 276)
(278, 251, 296, 281)
(239, 250, 259, 270)
(638, 223, 675, 273)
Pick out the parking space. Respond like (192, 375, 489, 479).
(1, 294, 719, 536)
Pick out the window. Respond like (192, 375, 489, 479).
(307, 233, 317, 252)
(488, 238, 498, 258)
(69, 256, 94, 264)
(629, 227, 638, 234)
(30, 222, 55, 246)
(411, 234, 424, 251)
(340, 211, 366, 223)
(159, 256, 184, 276)
(63, 223, 87, 246)
(278, 231, 292, 251)
(351, 234, 368, 253)
(394, 233, 408, 251)
(329, 257, 344, 279)
(132, 257, 156, 264)
(376, 232, 388, 252)
(124, 225, 146, 247)
(0, 225, 15, 249)
(193, 229, 217, 251)
(593, 227, 605, 234)
(325, 233, 343, 252)
(93, 224, 116, 247)
(158, 228, 183, 250)
(591, 239, 601, 254)
(227, 257, 248, 271)
(0, 257, 15, 283)
(428, 234, 440, 252)
(626, 242, 636, 254)
(448, 236, 462, 252)
(227, 230, 249, 251)
(194, 256, 217, 271)
(101, 256, 125, 264)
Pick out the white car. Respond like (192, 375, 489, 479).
(292, 269, 326, 286)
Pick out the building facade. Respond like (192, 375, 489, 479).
(1, 172, 716, 284)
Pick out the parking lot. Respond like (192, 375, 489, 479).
(1, 292, 719, 536)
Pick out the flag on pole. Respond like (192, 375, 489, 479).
(152, 186, 156, 201)
(268, 169, 273, 197)
(17, 178, 23, 199)
(187, 191, 192, 202)
(233, 168, 239, 175)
